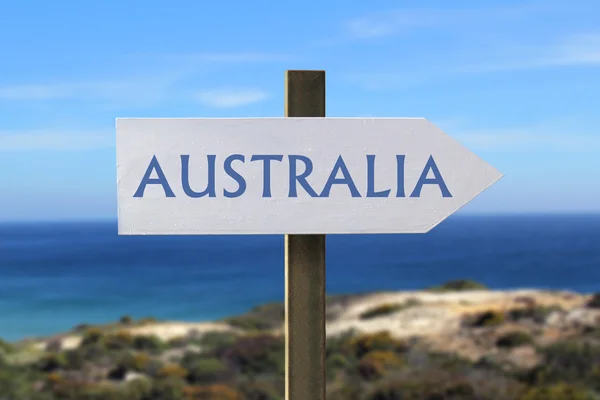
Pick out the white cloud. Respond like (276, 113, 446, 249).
(194, 88, 269, 108)
(0, 77, 174, 105)
(333, 4, 546, 42)
(436, 119, 600, 153)
(556, 33, 600, 65)
(169, 52, 294, 63)
(455, 131, 600, 152)
(458, 33, 600, 73)
(346, 32, 600, 90)
(344, 71, 436, 90)
(0, 131, 113, 151)
(343, 11, 432, 39)
(0, 51, 288, 104)
(0, 85, 72, 101)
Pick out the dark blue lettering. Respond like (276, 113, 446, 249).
(288, 155, 318, 197)
(224, 154, 246, 198)
(133, 155, 175, 198)
(410, 155, 452, 198)
(396, 155, 406, 197)
(181, 155, 216, 198)
(366, 155, 391, 198)
(250, 155, 283, 197)
(320, 156, 361, 198)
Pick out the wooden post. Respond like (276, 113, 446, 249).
(284, 70, 326, 400)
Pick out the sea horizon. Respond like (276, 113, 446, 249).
(1, 213, 599, 341)
(1, 211, 600, 227)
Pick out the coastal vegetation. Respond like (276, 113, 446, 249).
(0, 281, 599, 399)
(427, 279, 490, 292)
(359, 298, 421, 320)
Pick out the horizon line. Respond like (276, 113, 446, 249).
(1, 211, 599, 225)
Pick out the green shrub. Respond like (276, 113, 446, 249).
(119, 315, 134, 325)
(150, 377, 186, 399)
(346, 331, 407, 358)
(427, 351, 475, 371)
(582, 325, 600, 338)
(81, 328, 104, 346)
(586, 293, 600, 309)
(328, 384, 363, 400)
(0, 362, 46, 399)
(237, 380, 283, 400)
(366, 376, 476, 400)
(357, 357, 384, 381)
(509, 306, 563, 323)
(226, 316, 272, 331)
(143, 359, 166, 377)
(132, 335, 165, 353)
(496, 331, 534, 348)
(107, 363, 127, 380)
(36, 353, 67, 372)
(123, 378, 153, 400)
(249, 302, 285, 318)
(167, 337, 188, 349)
(183, 384, 242, 400)
(357, 351, 404, 381)
(198, 331, 238, 350)
(428, 279, 489, 292)
(326, 353, 351, 381)
(472, 310, 505, 327)
(156, 363, 188, 379)
(103, 331, 134, 350)
(359, 301, 419, 320)
(119, 352, 152, 372)
(0, 339, 15, 354)
(230, 302, 285, 331)
(326, 329, 357, 357)
(520, 383, 597, 400)
(528, 340, 600, 389)
(182, 355, 229, 384)
(219, 334, 285, 376)
(45, 338, 63, 352)
(327, 353, 350, 370)
(76, 383, 128, 400)
(63, 348, 86, 370)
(63, 343, 108, 368)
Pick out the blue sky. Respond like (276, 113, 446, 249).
(0, 0, 599, 221)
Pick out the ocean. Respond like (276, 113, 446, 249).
(0, 214, 599, 342)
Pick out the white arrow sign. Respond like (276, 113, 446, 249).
(116, 118, 502, 235)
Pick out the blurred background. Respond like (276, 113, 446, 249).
(0, 1, 599, 399)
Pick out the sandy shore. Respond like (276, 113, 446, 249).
(27, 288, 593, 360)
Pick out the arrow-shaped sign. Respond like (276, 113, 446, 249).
(116, 117, 502, 235)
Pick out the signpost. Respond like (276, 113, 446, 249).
(284, 71, 326, 400)
(116, 70, 503, 400)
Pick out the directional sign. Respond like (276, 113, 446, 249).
(116, 118, 502, 235)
